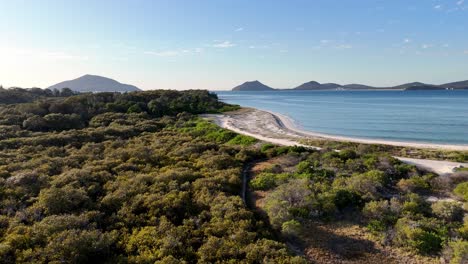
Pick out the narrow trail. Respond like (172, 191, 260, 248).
(241, 163, 250, 204)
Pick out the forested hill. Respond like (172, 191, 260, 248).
(0, 90, 305, 263)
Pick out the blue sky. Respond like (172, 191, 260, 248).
(1, 0, 467, 90)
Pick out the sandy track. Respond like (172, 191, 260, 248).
(202, 108, 468, 175)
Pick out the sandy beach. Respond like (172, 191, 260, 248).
(203, 108, 468, 175)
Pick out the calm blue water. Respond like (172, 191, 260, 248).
(215, 90, 468, 145)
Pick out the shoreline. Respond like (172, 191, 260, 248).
(203, 107, 468, 175)
(264, 109, 468, 151)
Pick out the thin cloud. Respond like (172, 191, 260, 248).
(336, 44, 352, 50)
(464, 50, 468, 54)
(4, 47, 88, 61)
(421, 44, 433, 49)
(434, 5, 442, 9)
(40, 52, 89, 61)
(212, 41, 236, 48)
(403, 38, 411, 43)
(457, 0, 465, 6)
(235, 27, 244, 32)
(144, 50, 180, 57)
(144, 48, 203, 57)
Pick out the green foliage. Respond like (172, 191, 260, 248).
(250, 172, 279, 190)
(454, 182, 468, 201)
(431, 201, 464, 222)
(362, 199, 400, 226)
(333, 189, 363, 210)
(227, 134, 257, 146)
(344, 170, 385, 200)
(443, 240, 468, 264)
(296, 160, 313, 174)
(367, 220, 387, 234)
(394, 217, 445, 255)
(0, 91, 303, 263)
(281, 219, 302, 237)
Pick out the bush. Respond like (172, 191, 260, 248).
(362, 199, 399, 225)
(431, 201, 464, 222)
(397, 176, 431, 193)
(260, 143, 275, 153)
(333, 189, 363, 210)
(367, 219, 387, 234)
(227, 134, 257, 146)
(339, 149, 357, 160)
(281, 220, 302, 237)
(296, 161, 313, 174)
(443, 240, 468, 264)
(454, 182, 468, 201)
(346, 170, 385, 200)
(394, 217, 444, 255)
(250, 173, 278, 191)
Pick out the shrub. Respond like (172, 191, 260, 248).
(362, 199, 399, 225)
(260, 143, 275, 153)
(333, 189, 363, 210)
(394, 217, 444, 255)
(454, 182, 468, 201)
(281, 220, 302, 237)
(397, 176, 431, 193)
(296, 161, 313, 174)
(367, 219, 387, 234)
(401, 193, 431, 216)
(339, 149, 357, 161)
(227, 134, 257, 146)
(443, 240, 468, 264)
(431, 201, 464, 222)
(250, 173, 278, 191)
(346, 170, 385, 200)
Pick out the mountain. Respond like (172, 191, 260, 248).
(343, 84, 378, 90)
(404, 85, 444, 91)
(293, 81, 342, 90)
(48, 74, 141, 93)
(441, 80, 468, 90)
(388, 82, 428, 90)
(232, 79, 468, 91)
(232, 80, 274, 91)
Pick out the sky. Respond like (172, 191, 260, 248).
(0, 0, 467, 90)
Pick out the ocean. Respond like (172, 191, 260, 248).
(215, 90, 468, 145)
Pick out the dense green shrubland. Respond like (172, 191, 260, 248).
(252, 146, 468, 262)
(0, 90, 302, 263)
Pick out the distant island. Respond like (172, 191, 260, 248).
(48, 74, 141, 93)
(232, 80, 468, 91)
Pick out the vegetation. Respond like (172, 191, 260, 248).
(301, 138, 468, 163)
(250, 146, 468, 262)
(0, 89, 303, 263)
(0, 87, 76, 104)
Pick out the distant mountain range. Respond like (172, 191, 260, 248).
(232, 80, 468, 91)
(48, 74, 141, 93)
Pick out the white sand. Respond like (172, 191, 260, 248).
(202, 108, 468, 175)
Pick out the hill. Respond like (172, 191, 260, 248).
(388, 82, 429, 90)
(293, 81, 342, 90)
(441, 80, 468, 90)
(344, 84, 381, 90)
(232, 79, 468, 91)
(232, 80, 274, 91)
(48, 74, 141, 93)
(405, 85, 445, 91)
